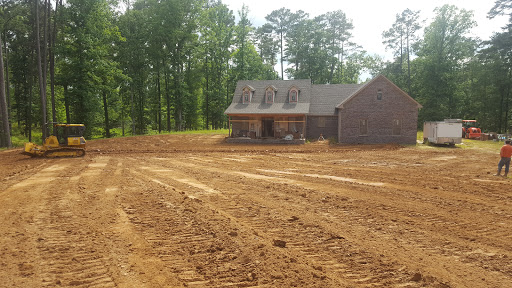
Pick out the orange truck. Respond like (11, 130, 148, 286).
(462, 120, 482, 139)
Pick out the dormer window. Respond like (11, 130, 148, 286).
(244, 91, 250, 103)
(242, 86, 254, 104)
(265, 85, 276, 104)
(289, 88, 298, 103)
(266, 90, 274, 103)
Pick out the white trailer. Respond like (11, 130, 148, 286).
(423, 119, 462, 145)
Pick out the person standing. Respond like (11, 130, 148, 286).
(495, 139, 512, 177)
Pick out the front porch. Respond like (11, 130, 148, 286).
(228, 114, 306, 141)
(225, 137, 306, 144)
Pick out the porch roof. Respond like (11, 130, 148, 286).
(224, 102, 310, 115)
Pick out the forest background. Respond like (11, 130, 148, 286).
(0, 0, 511, 147)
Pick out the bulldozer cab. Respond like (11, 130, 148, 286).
(54, 124, 86, 146)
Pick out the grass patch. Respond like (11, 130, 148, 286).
(418, 131, 505, 153)
(458, 138, 504, 151)
(170, 129, 229, 135)
(88, 128, 229, 140)
(417, 131, 423, 142)
(2, 125, 229, 149)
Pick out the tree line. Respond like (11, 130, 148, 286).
(0, 0, 511, 147)
(381, 1, 512, 133)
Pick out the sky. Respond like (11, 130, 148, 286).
(221, 0, 509, 62)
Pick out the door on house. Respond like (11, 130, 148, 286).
(262, 118, 274, 138)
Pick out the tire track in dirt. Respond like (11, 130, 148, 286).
(33, 157, 118, 288)
(186, 152, 512, 254)
(251, 162, 512, 284)
(128, 158, 425, 287)
(123, 166, 335, 287)
(0, 161, 75, 287)
(3, 135, 512, 287)
(157, 154, 512, 287)
(118, 174, 217, 287)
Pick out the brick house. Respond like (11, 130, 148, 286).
(225, 75, 422, 144)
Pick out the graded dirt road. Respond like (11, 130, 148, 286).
(1, 134, 511, 288)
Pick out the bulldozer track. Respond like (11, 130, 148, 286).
(43, 148, 86, 158)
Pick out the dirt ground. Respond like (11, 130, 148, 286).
(1, 134, 511, 288)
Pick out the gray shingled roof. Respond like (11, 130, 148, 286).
(336, 75, 422, 109)
(309, 84, 363, 115)
(224, 76, 419, 116)
(224, 79, 311, 115)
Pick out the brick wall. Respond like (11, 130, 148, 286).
(338, 77, 419, 144)
(306, 116, 338, 140)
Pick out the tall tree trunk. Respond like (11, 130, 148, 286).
(505, 70, 512, 133)
(35, 0, 47, 139)
(28, 76, 34, 142)
(43, 0, 48, 85)
(163, 58, 171, 132)
(205, 53, 209, 130)
(406, 29, 412, 96)
(0, 35, 11, 148)
(4, 30, 11, 135)
(498, 76, 504, 133)
(102, 89, 110, 138)
(339, 43, 344, 83)
(50, 0, 61, 125)
(130, 85, 135, 135)
(174, 45, 182, 131)
(64, 85, 70, 124)
(121, 88, 125, 136)
(218, 58, 222, 128)
(15, 84, 20, 128)
(138, 79, 144, 134)
(280, 31, 284, 80)
(157, 68, 161, 133)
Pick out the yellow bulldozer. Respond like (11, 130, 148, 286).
(22, 123, 86, 158)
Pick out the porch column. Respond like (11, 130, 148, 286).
(303, 115, 307, 139)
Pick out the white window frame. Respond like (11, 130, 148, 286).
(265, 89, 274, 104)
(289, 89, 298, 103)
(242, 89, 251, 104)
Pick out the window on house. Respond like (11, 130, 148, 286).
(317, 117, 326, 128)
(393, 119, 401, 135)
(360, 119, 368, 136)
(243, 90, 250, 103)
(377, 90, 382, 100)
(266, 90, 274, 103)
(290, 90, 298, 102)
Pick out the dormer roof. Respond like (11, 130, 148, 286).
(225, 79, 311, 115)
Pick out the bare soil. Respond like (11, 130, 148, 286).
(1, 134, 511, 288)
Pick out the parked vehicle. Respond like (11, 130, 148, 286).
(22, 123, 86, 158)
(423, 119, 462, 146)
(462, 120, 482, 139)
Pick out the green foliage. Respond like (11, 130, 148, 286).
(200, 1, 236, 130)
(2, 0, 512, 142)
(381, 9, 422, 96)
(458, 138, 506, 150)
(393, 5, 477, 127)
